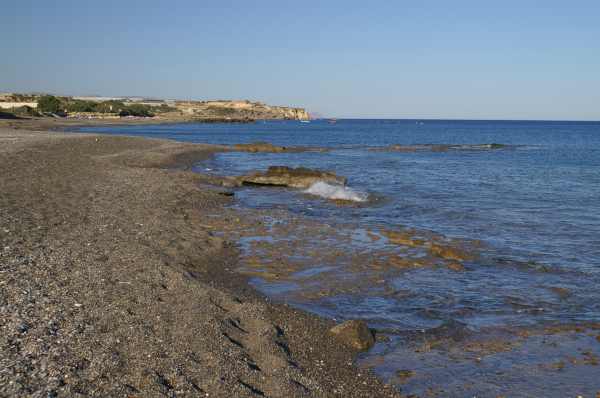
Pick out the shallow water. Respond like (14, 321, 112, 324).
(80, 119, 600, 396)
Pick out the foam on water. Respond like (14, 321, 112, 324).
(304, 181, 368, 202)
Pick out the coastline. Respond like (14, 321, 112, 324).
(0, 119, 400, 397)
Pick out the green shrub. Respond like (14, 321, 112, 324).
(94, 100, 125, 113)
(119, 104, 154, 117)
(154, 103, 178, 113)
(206, 106, 236, 116)
(37, 95, 62, 113)
(64, 100, 96, 113)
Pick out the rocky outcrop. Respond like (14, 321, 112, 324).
(238, 166, 346, 188)
(329, 320, 375, 351)
(174, 100, 309, 121)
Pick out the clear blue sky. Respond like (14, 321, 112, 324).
(2, 1, 599, 120)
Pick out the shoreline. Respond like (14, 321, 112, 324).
(0, 119, 400, 397)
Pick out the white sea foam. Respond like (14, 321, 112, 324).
(304, 181, 368, 202)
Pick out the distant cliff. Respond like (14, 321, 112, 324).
(174, 100, 310, 121)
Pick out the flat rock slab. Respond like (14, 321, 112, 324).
(231, 142, 328, 153)
(232, 142, 288, 152)
(238, 166, 347, 189)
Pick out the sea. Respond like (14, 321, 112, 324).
(79, 119, 600, 397)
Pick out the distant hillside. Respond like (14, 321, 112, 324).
(0, 93, 310, 121)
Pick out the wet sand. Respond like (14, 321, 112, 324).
(0, 121, 400, 397)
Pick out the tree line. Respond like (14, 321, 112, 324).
(36, 95, 175, 117)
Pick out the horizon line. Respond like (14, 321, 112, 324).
(321, 117, 600, 123)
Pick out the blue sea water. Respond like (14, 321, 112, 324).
(80, 119, 600, 396)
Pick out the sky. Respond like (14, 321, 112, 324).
(1, 1, 599, 120)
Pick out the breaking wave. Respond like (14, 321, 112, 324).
(304, 181, 368, 202)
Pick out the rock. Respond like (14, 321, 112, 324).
(232, 142, 288, 153)
(447, 262, 466, 272)
(429, 243, 473, 262)
(329, 320, 375, 351)
(395, 369, 415, 384)
(548, 286, 571, 299)
(381, 229, 424, 247)
(239, 166, 346, 189)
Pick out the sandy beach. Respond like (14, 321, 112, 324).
(0, 120, 400, 397)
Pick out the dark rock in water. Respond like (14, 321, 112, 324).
(447, 262, 466, 272)
(548, 286, 572, 299)
(427, 319, 472, 342)
(231, 142, 328, 153)
(429, 242, 474, 262)
(329, 320, 375, 351)
(232, 142, 288, 153)
(239, 166, 347, 189)
(395, 369, 415, 384)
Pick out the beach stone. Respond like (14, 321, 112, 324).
(239, 166, 347, 189)
(329, 320, 375, 351)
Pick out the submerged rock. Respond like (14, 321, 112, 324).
(238, 166, 346, 189)
(329, 320, 375, 351)
(429, 242, 474, 262)
(395, 369, 415, 384)
(232, 142, 328, 153)
(232, 142, 288, 153)
(382, 229, 425, 247)
(447, 262, 466, 272)
(548, 286, 572, 299)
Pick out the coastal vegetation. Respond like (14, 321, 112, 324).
(33, 95, 179, 117)
(0, 92, 310, 121)
(37, 95, 62, 113)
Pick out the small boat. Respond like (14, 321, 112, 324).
(328, 118, 337, 124)
(300, 120, 310, 123)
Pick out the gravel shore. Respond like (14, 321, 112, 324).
(0, 122, 400, 397)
